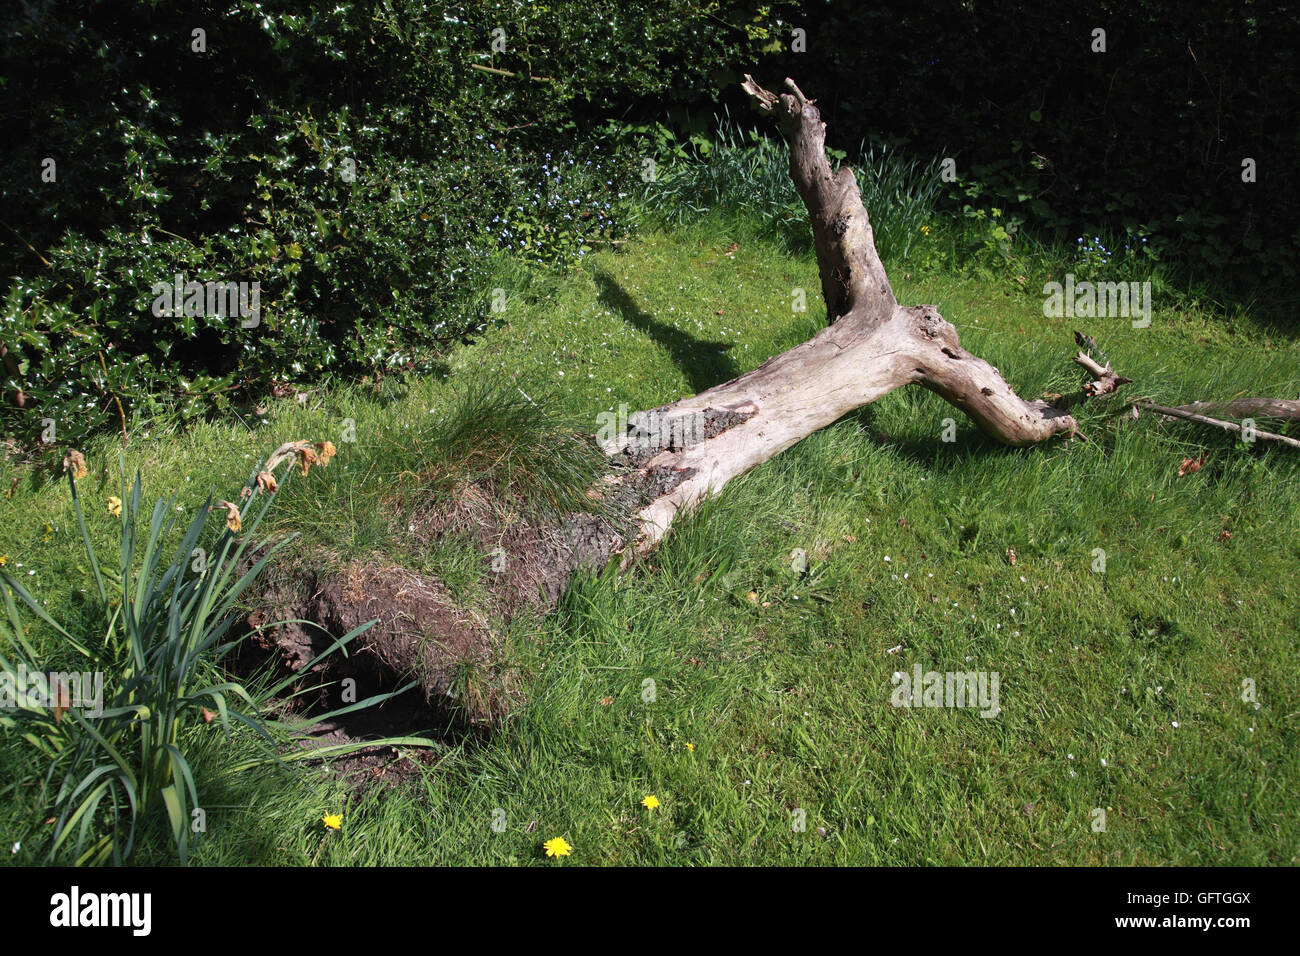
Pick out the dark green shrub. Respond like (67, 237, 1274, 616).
(0, 0, 795, 445)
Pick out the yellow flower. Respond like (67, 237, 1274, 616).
(641, 795, 660, 810)
(684, 742, 694, 752)
(920, 224, 931, 235)
(322, 814, 342, 830)
(107, 496, 122, 517)
(543, 837, 572, 857)
(0, 554, 7, 567)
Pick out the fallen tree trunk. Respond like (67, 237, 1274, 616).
(612, 76, 1094, 550)
(249, 77, 1132, 725)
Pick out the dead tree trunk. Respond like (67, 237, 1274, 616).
(256, 76, 1120, 724)
(610, 76, 1085, 551)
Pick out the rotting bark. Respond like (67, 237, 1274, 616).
(249, 76, 1292, 730)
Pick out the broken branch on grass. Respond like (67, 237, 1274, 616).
(1132, 401, 1300, 449)
(1165, 397, 1300, 424)
(1072, 350, 1132, 398)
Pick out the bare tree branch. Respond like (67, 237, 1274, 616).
(1133, 401, 1300, 449)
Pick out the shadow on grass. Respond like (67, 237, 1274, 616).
(593, 268, 738, 393)
(844, 402, 1030, 467)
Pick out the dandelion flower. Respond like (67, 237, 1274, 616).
(684, 742, 694, 752)
(322, 814, 342, 830)
(641, 795, 660, 810)
(107, 496, 122, 517)
(0, 555, 7, 567)
(543, 836, 572, 857)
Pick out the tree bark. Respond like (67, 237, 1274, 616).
(612, 76, 1086, 551)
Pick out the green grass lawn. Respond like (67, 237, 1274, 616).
(3, 214, 1298, 865)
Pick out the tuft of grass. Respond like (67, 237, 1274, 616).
(415, 376, 609, 516)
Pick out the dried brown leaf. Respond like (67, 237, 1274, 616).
(216, 500, 242, 533)
(62, 449, 88, 480)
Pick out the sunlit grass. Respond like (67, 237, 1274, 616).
(2, 212, 1297, 865)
